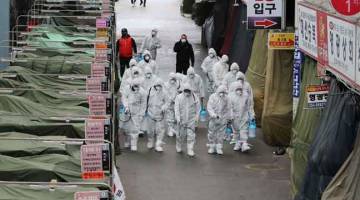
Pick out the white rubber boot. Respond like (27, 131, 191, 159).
(167, 127, 174, 137)
(176, 142, 182, 153)
(147, 138, 154, 149)
(216, 144, 223, 155)
(124, 135, 130, 148)
(241, 142, 251, 152)
(208, 144, 216, 154)
(233, 141, 242, 151)
(130, 135, 138, 152)
(187, 143, 195, 157)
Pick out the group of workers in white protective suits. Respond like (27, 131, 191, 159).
(119, 47, 255, 157)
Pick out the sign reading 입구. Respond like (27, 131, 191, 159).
(247, 0, 284, 30)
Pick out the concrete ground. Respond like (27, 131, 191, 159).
(115, 0, 291, 199)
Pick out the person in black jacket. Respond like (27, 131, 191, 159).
(173, 34, 195, 75)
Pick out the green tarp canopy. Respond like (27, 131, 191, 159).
(0, 185, 102, 200)
(289, 57, 322, 198)
(0, 115, 84, 138)
(246, 30, 268, 125)
(261, 46, 293, 146)
(322, 126, 360, 200)
(1, 66, 87, 90)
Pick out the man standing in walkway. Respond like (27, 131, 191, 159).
(117, 28, 137, 77)
(141, 29, 161, 60)
(173, 34, 195, 75)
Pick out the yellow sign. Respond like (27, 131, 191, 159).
(268, 33, 295, 50)
(96, 28, 108, 38)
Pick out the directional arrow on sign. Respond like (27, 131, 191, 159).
(255, 19, 277, 28)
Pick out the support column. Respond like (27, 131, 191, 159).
(0, 0, 9, 68)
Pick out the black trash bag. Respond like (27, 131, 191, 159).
(296, 79, 360, 200)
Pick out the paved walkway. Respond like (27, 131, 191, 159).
(115, 0, 290, 199)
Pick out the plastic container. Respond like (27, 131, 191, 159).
(199, 107, 208, 122)
(225, 125, 233, 141)
(249, 120, 257, 138)
(119, 104, 125, 114)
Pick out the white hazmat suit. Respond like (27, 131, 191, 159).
(120, 66, 143, 95)
(145, 78, 168, 152)
(137, 50, 158, 75)
(140, 66, 158, 133)
(229, 82, 255, 152)
(201, 48, 219, 93)
(222, 63, 240, 89)
(120, 78, 147, 151)
(174, 83, 200, 157)
(184, 67, 205, 104)
(165, 73, 182, 137)
(207, 85, 232, 155)
(140, 29, 162, 60)
(122, 59, 142, 81)
(212, 55, 229, 89)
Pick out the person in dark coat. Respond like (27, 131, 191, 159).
(173, 34, 195, 75)
(116, 28, 137, 77)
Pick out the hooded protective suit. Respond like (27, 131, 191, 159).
(137, 50, 158, 75)
(120, 66, 143, 95)
(140, 29, 162, 60)
(120, 78, 147, 151)
(141, 66, 158, 93)
(229, 72, 255, 116)
(201, 48, 219, 93)
(222, 63, 240, 89)
(165, 73, 182, 137)
(207, 85, 232, 155)
(229, 82, 255, 152)
(184, 67, 205, 100)
(145, 78, 168, 152)
(174, 83, 200, 156)
(122, 59, 142, 81)
(212, 55, 229, 88)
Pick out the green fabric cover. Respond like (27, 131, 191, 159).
(0, 115, 84, 138)
(0, 95, 88, 117)
(0, 132, 76, 157)
(1, 66, 87, 90)
(289, 57, 322, 198)
(321, 126, 360, 200)
(0, 185, 101, 200)
(261, 47, 294, 146)
(246, 30, 268, 125)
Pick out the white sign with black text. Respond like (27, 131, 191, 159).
(298, 5, 318, 59)
(327, 16, 356, 83)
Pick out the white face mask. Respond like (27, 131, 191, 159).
(236, 89, 242, 96)
(133, 86, 140, 93)
(170, 79, 176, 84)
(184, 90, 191, 97)
(155, 85, 162, 91)
(181, 39, 186, 43)
(145, 73, 152, 79)
(232, 70, 238, 75)
(209, 53, 215, 58)
(144, 56, 150, 61)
